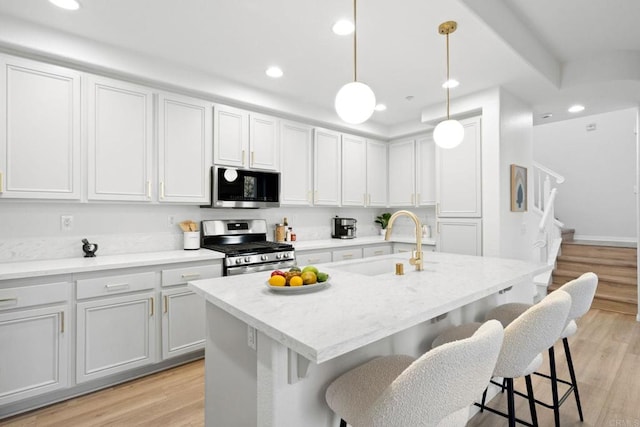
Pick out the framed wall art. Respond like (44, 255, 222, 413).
(510, 164, 527, 212)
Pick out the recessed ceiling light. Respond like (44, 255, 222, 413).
(442, 79, 459, 89)
(374, 104, 387, 111)
(405, 95, 414, 101)
(332, 20, 354, 36)
(568, 104, 585, 113)
(49, 0, 80, 10)
(265, 66, 283, 78)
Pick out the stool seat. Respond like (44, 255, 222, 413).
(485, 302, 531, 327)
(430, 322, 481, 349)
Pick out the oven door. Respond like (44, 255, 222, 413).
(225, 259, 296, 276)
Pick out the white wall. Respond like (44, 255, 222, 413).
(533, 108, 638, 242)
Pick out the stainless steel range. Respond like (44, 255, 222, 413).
(201, 219, 295, 276)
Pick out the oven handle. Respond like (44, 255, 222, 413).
(226, 260, 296, 276)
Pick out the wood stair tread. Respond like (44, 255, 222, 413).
(553, 269, 637, 286)
(556, 255, 637, 268)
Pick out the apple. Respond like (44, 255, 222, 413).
(271, 270, 285, 277)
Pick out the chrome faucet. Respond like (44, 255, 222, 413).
(384, 210, 423, 271)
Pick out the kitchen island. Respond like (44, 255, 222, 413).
(188, 251, 550, 427)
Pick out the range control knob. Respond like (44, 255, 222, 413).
(244, 257, 251, 263)
(282, 252, 290, 259)
(275, 253, 283, 260)
(261, 255, 268, 261)
(235, 258, 242, 265)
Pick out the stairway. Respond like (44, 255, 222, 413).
(551, 241, 638, 315)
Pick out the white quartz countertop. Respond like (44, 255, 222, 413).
(188, 252, 550, 364)
(0, 250, 224, 281)
(292, 235, 436, 251)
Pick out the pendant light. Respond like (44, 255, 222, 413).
(334, 0, 376, 124)
(434, 21, 464, 149)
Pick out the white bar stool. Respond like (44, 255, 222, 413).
(325, 319, 504, 427)
(432, 290, 572, 427)
(484, 272, 598, 426)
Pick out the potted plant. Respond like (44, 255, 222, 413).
(375, 213, 392, 235)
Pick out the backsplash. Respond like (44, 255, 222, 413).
(0, 202, 435, 262)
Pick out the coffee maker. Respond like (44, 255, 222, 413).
(331, 217, 357, 239)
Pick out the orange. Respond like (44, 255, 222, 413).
(289, 276, 303, 287)
(268, 275, 286, 287)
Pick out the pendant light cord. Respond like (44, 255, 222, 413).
(353, 0, 358, 82)
(446, 32, 450, 120)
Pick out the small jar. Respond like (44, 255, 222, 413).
(275, 224, 286, 242)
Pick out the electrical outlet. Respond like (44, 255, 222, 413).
(247, 326, 257, 350)
(61, 215, 73, 232)
(168, 215, 175, 227)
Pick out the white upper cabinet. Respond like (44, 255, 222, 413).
(280, 120, 313, 206)
(436, 116, 482, 217)
(157, 92, 212, 204)
(388, 139, 416, 207)
(87, 75, 154, 201)
(313, 128, 341, 206)
(366, 139, 388, 207)
(416, 135, 436, 206)
(341, 134, 367, 206)
(213, 104, 279, 171)
(0, 55, 81, 200)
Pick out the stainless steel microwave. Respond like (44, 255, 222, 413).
(208, 166, 280, 208)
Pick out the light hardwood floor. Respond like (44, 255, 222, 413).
(2, 308, 639, 427)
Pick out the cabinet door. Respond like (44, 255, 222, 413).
(436, 116, 482, 217)
(0, 56, 81, 200)
(158, 92, 212, 203)
(437, 218, 482, 255)
(313, 128, 341, 206)
(388, 139, 416, 206)
(341, 134, 367, 206)
(363, 245, 392, 257)
(213, 104, 248, 168)
(0, 305, 69, 405)
(416, 135, 436, 206)
(76, 291, 156, 383)
(249, 113, 279, 170)
(332, 248, 363, 262)
(280, 121, 313, 206)
(366, 139, 388, 207)
(161, 286, 205, 359)
(87, 76, 154, 201)
(296, 250, 332, 265)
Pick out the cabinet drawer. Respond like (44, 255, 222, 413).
(77, 272, 156, 300)
(363, 245, 392, 258)
(0, 282, 70, 311)
(332, 248, 363, 262)
(296, 251, 332, 266)
(162, 264, 220, 287)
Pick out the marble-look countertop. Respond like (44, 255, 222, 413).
(292, 235, 436, 251)
(0, 250, 224, 281)
(188, 252, 550, 364)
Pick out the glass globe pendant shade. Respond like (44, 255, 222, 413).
(334, 81, 376, 124)
(434, 119, 464, 149)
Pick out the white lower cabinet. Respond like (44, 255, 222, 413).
(332, 248, 363, 262)
(0, 282, 70, 405)
(437, 218, 482, 256)
(296, 250, 332, 266)
(362, 245, 392, 257)
(76, 272, 157, 383)
(160, 263, 220, 359)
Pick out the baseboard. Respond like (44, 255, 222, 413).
(572, 235, 637, 247)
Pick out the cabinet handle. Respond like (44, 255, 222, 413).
(307, 191, 312, 203)
(146, 180, 151, 198)
(0, 298, 18, 306)
(411, 193, 414, 205)
(363, 193, 367, 206)
(342, 254, 353, 259)
(150, 297, 155, 316)
(374, 250, 384, 255)
(436, 203, 440, 216)
(105, 283, 129, 291)
(314, 190, 318, 203)
(160, 181, 165, 199)
(242, 150, 246, 166)
(60, 311, 65, 333)
(368, 194, 371, 205)
(0, 170, 3, 193)
(180, 273, 201, 280)
(307, 258, 321, 264)
(251, 151, 255, 167)
(417, 193, 421, 205)
(163, 295, 168, 313)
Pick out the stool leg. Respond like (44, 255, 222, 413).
(480, 386, 488, 412)
(506, 378, 516, 427)
(525, 375, 538, 427)
(548, 347, 561, 427)
(563, 337, 584, 421)
(340, 419, 347, 427)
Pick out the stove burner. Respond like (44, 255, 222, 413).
(202, 241, 294, 256)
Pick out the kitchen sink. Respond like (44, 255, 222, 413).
(332, 256, 436, 276)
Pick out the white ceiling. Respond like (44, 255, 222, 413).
(0, 0, 638, 134)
